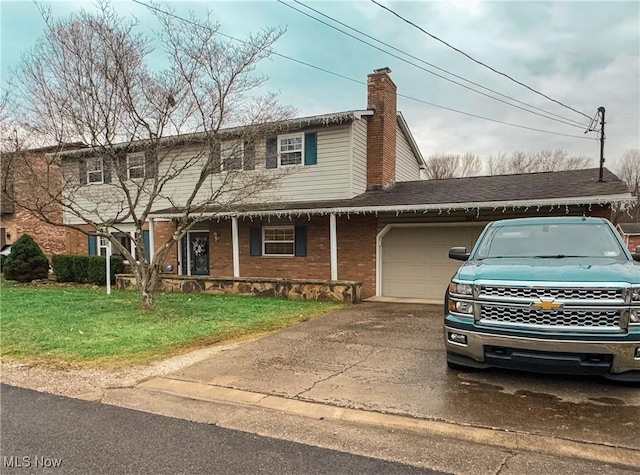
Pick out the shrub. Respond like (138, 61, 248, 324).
(51, 255, 74, 282)
(3, 234, 49, 282)
(88, 255, 124, 285)
(52, 254, 124, 285)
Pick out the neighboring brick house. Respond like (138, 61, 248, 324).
(9, 68, 636, 299)
(617, 223, 640, 254)
(0, 144, 84, 259)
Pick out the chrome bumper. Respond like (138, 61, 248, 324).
(444, 326, 640, 374)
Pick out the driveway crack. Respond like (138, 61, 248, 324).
(495, 452, 515, 475)
(294, 346, 376, 398)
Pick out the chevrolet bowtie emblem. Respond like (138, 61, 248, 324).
(531, 299, 563, 311)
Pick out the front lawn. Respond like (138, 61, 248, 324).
(0, 284, 343, 368)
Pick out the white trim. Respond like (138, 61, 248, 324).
(152, 194, 635, 220)
(232, 217, 240, 277)
(148, 218, 155, 262)
(375, 222, 488, 297)
(330, 214, 338, 280)
(262, 225, 295, 257)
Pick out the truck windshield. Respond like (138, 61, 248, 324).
(474, 223, 626, 260)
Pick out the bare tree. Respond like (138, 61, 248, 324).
(612, 148, 640, 223)
(7, 2, 294, 309)
(487, 149, 591, 175)
(423, 152, 483, 179)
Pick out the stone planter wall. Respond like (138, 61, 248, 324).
(115, 274, 362, 303)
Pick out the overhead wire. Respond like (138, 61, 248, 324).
(370, 0, 594, 121)
(283, 0, 588, 129)
(131, 0, 597, 142)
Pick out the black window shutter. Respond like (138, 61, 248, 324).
(250, 227, 262, 256)
(304, 133, 317, 165)
(116, 151, 127, 180)
(265, 138, 278, 169)
(243, 140, 255, 170)
(79, 160, 87, 185)
(88, 235, 97, 255)
(145, 150, 156, 179)
(295, 226, 307, 257)
(209, 143, 221, 174)
(103, 156, 111, 184)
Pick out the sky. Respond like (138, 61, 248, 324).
(1, 0, 639, 170)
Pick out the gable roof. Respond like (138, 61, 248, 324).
(153, 167, 633, 218)
(618, 223, 640, 235)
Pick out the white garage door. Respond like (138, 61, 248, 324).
(381, 226, 483, 299)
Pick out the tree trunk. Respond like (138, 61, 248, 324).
(138, 270, 157, 310)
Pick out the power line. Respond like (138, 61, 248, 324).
(284, 0, 588, 129)
(131, 0, 596, 142)
(370, 0, 593, 121)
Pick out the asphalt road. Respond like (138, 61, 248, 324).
(0, 384, 441, 475)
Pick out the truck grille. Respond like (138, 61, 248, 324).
(480, 286, 623, 300)
(480, 306, 621, 328)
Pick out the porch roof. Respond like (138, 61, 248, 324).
(151, 168, 634, 219)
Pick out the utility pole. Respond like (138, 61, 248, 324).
(597, 106, 606, 182)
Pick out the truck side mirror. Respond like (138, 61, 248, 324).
(449, 247, 470, 261)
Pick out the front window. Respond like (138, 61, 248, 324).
(263, 226, 295, 256)
(128, 154, 145, 179)
(475, 223, 626, 260)
(87, 158, 104, 184)
(98, 236, 109, 256)
(278, 134, 303, 166)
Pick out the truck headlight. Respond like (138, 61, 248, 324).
(630, 309, 640, 324)
(454, 301, 474, 314)
(632, 288, 640, 303)
(449, 282, 473, 296)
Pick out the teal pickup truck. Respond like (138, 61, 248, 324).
(444, 216, 640, 382)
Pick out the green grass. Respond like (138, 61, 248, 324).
(0, 284, 344, 368)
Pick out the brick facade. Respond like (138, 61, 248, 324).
(0, 151, 67, 260)
(625, 235, 640, 253)
(366, 68, 397, 188)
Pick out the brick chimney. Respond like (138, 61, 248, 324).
(366, 67, 397, 188)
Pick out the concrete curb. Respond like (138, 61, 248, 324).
(138, 376, 640, 469)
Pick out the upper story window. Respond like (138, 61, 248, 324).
(128, 154, 145, 179)
(278, 134, 303, 166)
(266, 132, 316, 169)
(263, 226, 295, 256)
(87, 158, 104, 184)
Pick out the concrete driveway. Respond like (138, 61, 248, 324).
(163, 302, 638, 451)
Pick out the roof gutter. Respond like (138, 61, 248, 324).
(151, 193, 635, 220)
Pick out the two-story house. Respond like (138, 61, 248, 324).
(16, 68, 635, 300)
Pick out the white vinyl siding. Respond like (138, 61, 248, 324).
(351, 119, 367, 195)
(63, 124, 353, 224)
(272, 125, 352, 202)
(395, 124, 421, 182)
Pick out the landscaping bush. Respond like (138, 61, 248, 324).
(88, 255, 124, 285)
(52, 254, 124, 285)
(2, 234, 49, 282)
(51, 255, 74, 282)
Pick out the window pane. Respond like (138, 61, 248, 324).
(265, 242, 294, 255)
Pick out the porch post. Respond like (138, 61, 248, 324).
(148, 218, 155, 262)
(232, 216, 240, 277)
(330, 213, 338, 280)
